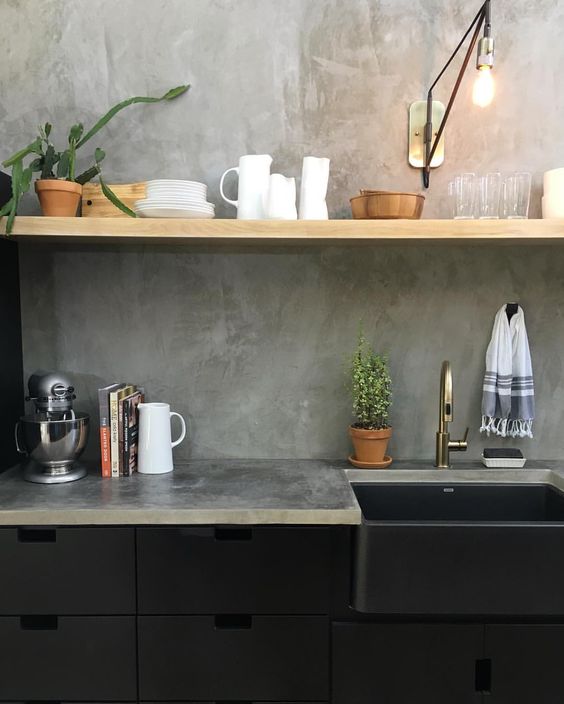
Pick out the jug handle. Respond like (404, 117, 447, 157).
(219, 167, 239, 207)
(14, 422, 26, 454)
(170, 412, 187, 449)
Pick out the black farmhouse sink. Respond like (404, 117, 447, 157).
(353, 482, 564, 523)
(351, 482, 564, 616)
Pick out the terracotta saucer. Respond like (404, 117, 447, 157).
(348, 454, 393, 469)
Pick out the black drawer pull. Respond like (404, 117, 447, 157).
(475, 658, 492, 693)
(17, 528, 56, 543)
(214, 614, 253, 629)
(215, 528, 253, 541)
(20, 615, 59, 630)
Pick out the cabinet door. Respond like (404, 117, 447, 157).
(0, 527, 135, 614)
(332, 623, 483, 704)
(137, 526, 332, 614)
(139, 615, 329, 701)
(486, 624, 564, 703)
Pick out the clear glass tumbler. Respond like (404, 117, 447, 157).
(477, 172, 502, 219)
(454, 173, 475, 219)
(503, 172, 531, 219)
(447, 181, 456, 218)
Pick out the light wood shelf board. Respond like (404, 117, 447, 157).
(4, 217, 564, 245)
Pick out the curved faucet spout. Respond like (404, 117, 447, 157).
(435, 360, 468, 468)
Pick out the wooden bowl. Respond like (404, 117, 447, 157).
(350, 191, 425, 219)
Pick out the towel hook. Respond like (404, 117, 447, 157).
(506, 302, 519, 322)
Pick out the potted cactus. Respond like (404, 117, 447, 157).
(0, 84, 189, 234)
(348, 329, 392, 468)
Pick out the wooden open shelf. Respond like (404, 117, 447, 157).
(4, 216, 564, 245)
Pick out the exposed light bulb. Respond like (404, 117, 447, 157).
(473, 68, 495, 108)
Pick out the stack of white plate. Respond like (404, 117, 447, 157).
(134, 180, 215, 218)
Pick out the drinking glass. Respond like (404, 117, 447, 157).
(453, 173, 475, 219)
(477, 172, 502, 219)
(447, 181, 456, 218)
(503, 172, 531, 219)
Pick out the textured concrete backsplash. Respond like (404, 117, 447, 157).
(4, 0, 564, 460)
(18, 243, 564, 461)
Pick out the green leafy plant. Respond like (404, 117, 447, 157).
(349, 328, 392, 429)
(0, 84, 189, 234)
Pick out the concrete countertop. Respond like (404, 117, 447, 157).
(0, 459, 360, 526)
(0, 458, 562, 526)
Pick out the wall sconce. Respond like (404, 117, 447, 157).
(408, 0, 495, 188)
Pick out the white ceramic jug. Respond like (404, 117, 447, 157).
(299, 156, 330, 220)
(265, 174, 297, 220)
(220, 154, 273, 219)
(137, 402, 186, 475)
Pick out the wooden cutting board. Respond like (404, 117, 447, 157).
(82, 182, 146, 217)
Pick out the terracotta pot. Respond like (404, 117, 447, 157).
(35, 179, 82, 217)
(349, 425, 392, 464)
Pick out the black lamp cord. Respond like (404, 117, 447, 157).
(423, 1, 489, 188)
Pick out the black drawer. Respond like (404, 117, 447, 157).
(0, 527, 135, 614)
(0, 616, 136, 700)
(137, 527, 332, 614)
(138, 615, 329, 700)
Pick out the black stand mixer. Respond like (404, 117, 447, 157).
(15, 371, 90, 484)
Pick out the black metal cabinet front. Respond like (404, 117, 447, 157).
(485, 624, 564, 703)
(0, 616, 137, 701)
(137, 526, 332, 614)
(0, 527, 135, 615)
(138, 615, 329, 701)
(332, 623, 484, 704)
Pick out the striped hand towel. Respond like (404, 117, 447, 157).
(480, 304, 534, 438)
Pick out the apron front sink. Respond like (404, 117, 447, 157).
(351, 482, 564, 616)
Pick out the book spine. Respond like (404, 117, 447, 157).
(110, 394, 120, 478)
(98, 387, 115, 478)
(123, 400, 130, 477)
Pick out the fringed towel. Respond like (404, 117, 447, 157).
(480, 304, 534, 438)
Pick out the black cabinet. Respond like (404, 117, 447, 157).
(485, 624, 564, 703)
(0, 527, 136, 614)
(138, 615, 329, 701)
(0, 616, 136, 700)
(137, 526, 332, 614)
(332, 623, 483, 704)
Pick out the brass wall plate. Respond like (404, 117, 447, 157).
(408, 100, 446, 168)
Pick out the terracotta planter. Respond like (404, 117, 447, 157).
(35, 179, 82, 217)
(349, 425, 392, 466)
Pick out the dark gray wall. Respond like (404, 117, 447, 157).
(3, 0, 564, 461)
(18, 243, 564, 461)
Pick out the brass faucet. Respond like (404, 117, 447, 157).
(435, 360, 469, 468)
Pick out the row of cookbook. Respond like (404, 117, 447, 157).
(97, 383, 144, 477)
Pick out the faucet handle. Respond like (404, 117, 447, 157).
(463, 427, 469, 443)
(448, 427, 469, 453)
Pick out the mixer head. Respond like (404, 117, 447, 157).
(26, 370, 76, 416)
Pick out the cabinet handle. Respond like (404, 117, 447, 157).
(214, 528, 253, 541)
(475, 658, 492, 693)
(214, 614, 253, 629)
(20, 615, 59, 630)
(17, 528, 56, 543)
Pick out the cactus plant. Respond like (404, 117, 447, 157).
(0, 84, 189, 234)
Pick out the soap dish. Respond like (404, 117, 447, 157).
(481, 454, 526, 468)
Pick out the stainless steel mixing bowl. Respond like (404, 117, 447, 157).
(16, 412, 90, 470)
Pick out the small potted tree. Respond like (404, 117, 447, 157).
(348, 329, 392, 468)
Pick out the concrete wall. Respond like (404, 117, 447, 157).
(3, 0, 564, 461)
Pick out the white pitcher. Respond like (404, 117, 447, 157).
(299, 156, 330, 220)
(265, 174, 297, 220)
(137, 402, 186, 475)
(220, 154, 273, 219)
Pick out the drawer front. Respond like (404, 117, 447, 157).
(138, 615, 329, 700)
(0, 616, 136, 700)
(137, 527, 332, 614)
(0, 527, 135, 614)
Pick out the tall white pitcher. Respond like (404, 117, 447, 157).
(137, 402, 186, 475)
(220, 154, 273, 219)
